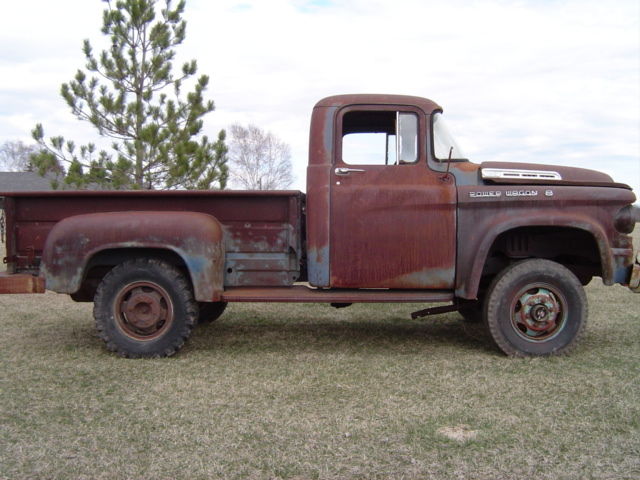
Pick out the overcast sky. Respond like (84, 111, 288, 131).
(1, 0, 638, 193)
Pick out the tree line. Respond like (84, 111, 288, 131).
(1, 0, 292, 191)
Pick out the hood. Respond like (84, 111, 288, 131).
(479, 161, 630, 189)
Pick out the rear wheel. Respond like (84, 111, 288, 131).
(485, 259, 587, 357)
(94, 258, 198, 358)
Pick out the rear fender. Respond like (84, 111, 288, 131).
(41, 211, 225, 301)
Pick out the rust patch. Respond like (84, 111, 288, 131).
(0, 272, 45, 294)
(329, 163, 456, 289)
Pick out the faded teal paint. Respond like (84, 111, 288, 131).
(307, 245, 330, 287)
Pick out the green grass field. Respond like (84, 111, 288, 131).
(1, 254, 639, 479)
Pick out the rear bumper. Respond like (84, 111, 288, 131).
(0, 272, 45, 294)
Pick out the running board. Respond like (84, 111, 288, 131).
(220, 286, 453, 304)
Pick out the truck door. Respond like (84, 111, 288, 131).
(329, 106, 456, 289)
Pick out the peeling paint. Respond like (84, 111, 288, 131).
(39, 211, 226, 301)
(307, 245, 330, 287)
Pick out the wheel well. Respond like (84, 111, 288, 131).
(481, 227, 601, 286)
(71, 248, 190, 302)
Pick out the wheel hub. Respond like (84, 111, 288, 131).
(513, 287, 564, 341)
(530, 304, 549, 321)
(115, 282, 173, 340)
(124, 290, 163, 330)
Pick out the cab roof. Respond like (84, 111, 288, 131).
(315, 94, 442, 114)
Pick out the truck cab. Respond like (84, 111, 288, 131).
(306, 95, 456, 290)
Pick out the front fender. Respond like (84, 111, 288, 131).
(455, 213, 611, 299)
(41, 211, 224, 302)
(455, 185, 638, 300)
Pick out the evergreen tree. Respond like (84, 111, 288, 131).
(31, 0, 227, 190)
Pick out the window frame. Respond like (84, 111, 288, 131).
(335, 105, 424, 167)
(429, 111, 469, 164)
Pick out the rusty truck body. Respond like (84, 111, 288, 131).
(1, 94, 639, 357)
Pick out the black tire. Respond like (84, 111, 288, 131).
(198, 301, 227, 324)
(93, 258, 198, 358)
(484, 259, 587, 357)
(459, 299, 484, 323)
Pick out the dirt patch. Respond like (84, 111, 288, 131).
(437, 425, 479, 442)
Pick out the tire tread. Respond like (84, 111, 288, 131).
(93, 258, 198, 358)
(484, 259, 588, 357)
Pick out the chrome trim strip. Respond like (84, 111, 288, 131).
(481, 168, 562, 181)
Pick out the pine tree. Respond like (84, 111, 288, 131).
(31, 0, 228, 190)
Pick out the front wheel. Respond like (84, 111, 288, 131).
(93, 258, 198, 358)
(485, 259, 587, 357)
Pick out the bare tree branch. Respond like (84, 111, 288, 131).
(228, 124, 294, 190)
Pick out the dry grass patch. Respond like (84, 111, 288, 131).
(436, 425, 479, 443)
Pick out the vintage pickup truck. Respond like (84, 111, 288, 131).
(1, 94, 639, 358)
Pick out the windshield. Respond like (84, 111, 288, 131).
(432, 112, 467, 161)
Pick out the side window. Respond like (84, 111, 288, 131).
(342, 111, 418, 165)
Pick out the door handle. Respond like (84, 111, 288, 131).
(335, 167, 365, 176)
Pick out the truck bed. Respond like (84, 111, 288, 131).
(1, 189, 304, 287)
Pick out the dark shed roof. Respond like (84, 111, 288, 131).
(0, 171, 53, 192)
(0, 172, 53, 208)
